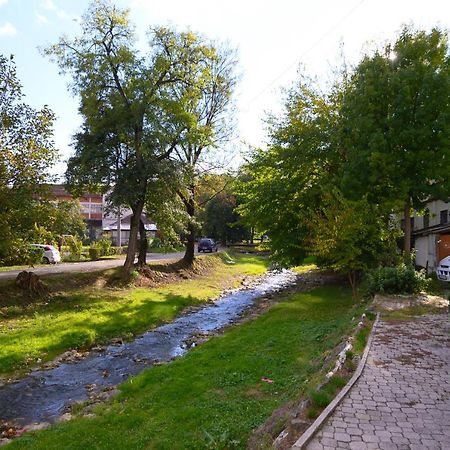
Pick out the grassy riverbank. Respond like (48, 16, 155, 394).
(0, 253, 269, 376)
(8, 285, 360, 449)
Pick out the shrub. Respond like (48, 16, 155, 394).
(66, 235, 83, 260)
(309, 389, 331, 408)
(363, 264, 429, 297)
(89, 246, 101, 260)
(27, 246, 45, 265)
(150, 237, 162, 249)
(97, 238, 113, 256)
(0, 240, 44, 266)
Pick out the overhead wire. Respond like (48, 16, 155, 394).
(242, 0, 367, 110)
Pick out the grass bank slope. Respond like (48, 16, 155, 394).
(0, 253, 268, 376)
(9, 285, 358, 449)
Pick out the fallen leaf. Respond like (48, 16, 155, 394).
(261, 377, 274, 384)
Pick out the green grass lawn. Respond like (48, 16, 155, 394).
(8, 285, 359, 450)
(0, 263, 48, 272)
(0, 253, 269, 376)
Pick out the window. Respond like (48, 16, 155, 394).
(90, 203, 103, 213)
(79, 202, 90, 214)
(423, 212, 429, 228)
(440, 210, 448, 225)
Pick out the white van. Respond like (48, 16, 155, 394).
(30, 244, 61, 264)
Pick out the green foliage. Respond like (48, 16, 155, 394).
(339, 26, 450, 255)
(27, 224, 56, 247)
(354, 327, 370, 354)
(309, 389, 332, 408)
(0, 55, 58, 265)
(46, 1, 237, 270)
(0, 240, 30, 266)
(66, 236, 83, 260)
(0, 241, 47, 267)
(194, 174, 251, 245)
(149, 237, 162, 248)
(238, 25, 450, 282)
(363, 264, 430, 297)
(88, 246, 101, 261)
(96, 238, 113, 256)
(308, 190, 399, 294)
(27, 246, 45, 266)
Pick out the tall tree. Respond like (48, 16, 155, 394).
(340, 26, 450, 259)
(47, 1, 220, 274)
(172, 46, 238, 264)
(237, 75, 340, 265)
(0, 54, 58, 263)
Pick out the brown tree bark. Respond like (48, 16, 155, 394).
(403, 198, 411, 263)
(137, 217, 148, 266)
(183, 198, 196, 265)
(123, 201, 144, 274)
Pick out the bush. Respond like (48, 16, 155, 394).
(363, 264, 429, 297)
(149, 237, 162, 249)
(0, 240, 43, 266)
(111, 246, 127, 255)
(89, 246, 101, 261)
(66, 235, 83, 260)
(27, 246, 45, 265)
(97, 238, 113, 256)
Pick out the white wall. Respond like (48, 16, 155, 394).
(415, 234, 438, 272)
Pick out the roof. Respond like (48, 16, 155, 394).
(413, 222, 450, 238)
(46, 184, 102, 199)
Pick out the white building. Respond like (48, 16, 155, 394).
(410, 199, 450, 272)
(103, 212, 157, 246)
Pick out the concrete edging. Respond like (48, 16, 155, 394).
(292, 312, 381, 449)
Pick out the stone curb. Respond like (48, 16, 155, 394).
(291, 312, 380, 449)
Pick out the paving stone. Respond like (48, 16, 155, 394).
(302, 314, 450, 450)
(335, 432, 351, 443)
(349, 442, 366, 449)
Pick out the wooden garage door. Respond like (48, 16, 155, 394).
(438, 234, 450, 262)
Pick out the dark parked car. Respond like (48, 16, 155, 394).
(197, 238, 219, 253)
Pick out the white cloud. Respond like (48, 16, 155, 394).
(0, 0, 8, 7)
(40, 0, 56, 11)
(40, 0, 73, 21)
(35, 12, 49, 25)
(56, 9, 69, 20)
(0, 22, 17, 37)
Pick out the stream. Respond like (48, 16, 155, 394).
(0, 269, 298, 428)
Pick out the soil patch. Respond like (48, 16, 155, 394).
(136, 256, 221, 287)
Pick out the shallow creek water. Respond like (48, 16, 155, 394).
(0, 269, 298, 427)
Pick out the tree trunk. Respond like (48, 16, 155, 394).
(403, 198, 411, 263)
(183, 198, 196, 265)
(137, 217, 148, 266)
(123, 201, 144, 275)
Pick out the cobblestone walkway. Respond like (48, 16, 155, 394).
(305, 313, 450, 450)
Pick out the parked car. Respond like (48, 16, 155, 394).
(436, 256, 450, 281)
(197, 238, 219, 253)
(30, 244, 61, 264)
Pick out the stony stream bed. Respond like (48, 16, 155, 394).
(0, 269, 299, 430)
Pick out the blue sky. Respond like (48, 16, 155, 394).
(0, 0, 449, 176)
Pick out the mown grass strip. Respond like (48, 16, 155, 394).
(9, 286, 359, 450)
(0, 253, 268, 375)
